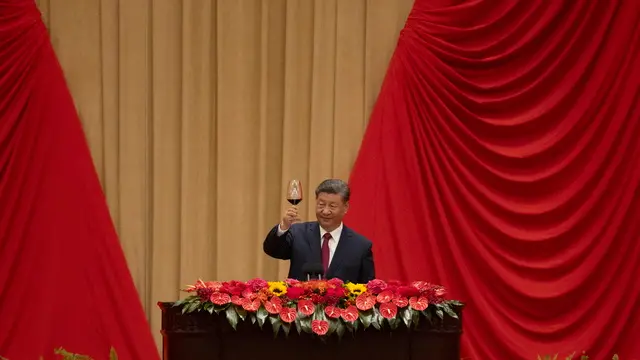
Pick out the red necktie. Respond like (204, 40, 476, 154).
(321, 233, 331, 276)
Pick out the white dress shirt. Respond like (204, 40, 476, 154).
(277, 222, 343, 266)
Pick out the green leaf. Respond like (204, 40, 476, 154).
(401, 308, 412, 329)
(183, 301, 200, 314)
(269, 316, 282, 337)
(250, 314, 257, 324)
(294, 318, 302, 334)
(54, 347, 93, 360)
(336, 321, 345, 339)
(109, 347, 118, 360)
(225, 305, 239, 330)
(235, 307, 247, 321)
(281, 323, 291, 337)
(373, 307, 383, 329)
(371, 316, 381, 330)
(313, 307, 327, 322)
(213, 304, 229, 314)
(422, 309, 433, 324)
(204, 302, 214, 314)
(360, 310, 373, 329)
(411, 309, 420, 327)
(299, 316, 312, 333)
(191, 301, 202, 313)
(173, 298, 187, 307)
(327, 319, 340, 335)
(344, 319, 355, 332)
(435, 306, 444, 320)
(388, 317, 400, 330)
(447, 300, 463, 307)
(257, 307, 268, 328)
(441, 304, 458, 319)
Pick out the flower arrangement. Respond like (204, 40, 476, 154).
(175, 278, 463, 337)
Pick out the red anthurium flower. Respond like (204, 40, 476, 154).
(242, 288, 257, 300)
(397, 286, 420, 298)
(341, 305, 359, 322)
(379, 303, 398, 319)
(366, 279, 387, 294)
(205, 281, 223, 291)
(265, 299, 283, 314)
(355, 294, 375, 311)
(324, 306, 342, 319)
(231, 295, 246, 306)
(411, 281, 429, 291)
(376, 290, 393, 303)
(409, 296, 429, 311)
(279, 307, 297, 323)
(242, 299, 261, 312)
(298, 300, 316, 316)
(210, 292, 231, 305)
(393, 296, 409, 308)
(311, 320, 329, 335)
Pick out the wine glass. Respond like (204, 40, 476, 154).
(286, 179, 303, 206)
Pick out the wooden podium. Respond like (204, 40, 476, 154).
(158, 302, 463, 360)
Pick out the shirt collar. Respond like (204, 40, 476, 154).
(320, 222, 343, 242)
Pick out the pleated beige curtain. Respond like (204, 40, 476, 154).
(35, 0, 412, 349)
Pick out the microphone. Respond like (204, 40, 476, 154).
(302, 263, 324, 281)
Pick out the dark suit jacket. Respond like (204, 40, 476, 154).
(263, 221, 375, 283)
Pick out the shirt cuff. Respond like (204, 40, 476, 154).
(277, 224, 287, 236)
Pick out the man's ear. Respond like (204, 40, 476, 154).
(344, 202, 349, 213)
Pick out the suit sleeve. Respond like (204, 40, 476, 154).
(360, 243, 376, 282)
(263, 224, 293, 260)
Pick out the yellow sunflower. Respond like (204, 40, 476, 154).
(345, 283, 367, 296)
(267, 281, 287, 297)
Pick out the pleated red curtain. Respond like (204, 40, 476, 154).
(346, 0, 640, 358)
(0, 1, 159, 359)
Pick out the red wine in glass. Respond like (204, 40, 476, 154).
(286, 180, 303, 206)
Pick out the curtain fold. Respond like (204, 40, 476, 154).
(346, 0, 640, 358)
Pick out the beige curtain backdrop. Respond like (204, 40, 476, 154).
(35, 0, 412, 349)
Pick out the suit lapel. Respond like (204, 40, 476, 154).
(306, 222, 322, 264)
(327, 226, 351, 278)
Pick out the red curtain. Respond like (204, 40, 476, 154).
(346, 0, 640, 358)
(0, 2, 159, 359)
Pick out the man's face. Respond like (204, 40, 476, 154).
(315, 192, 348, 231)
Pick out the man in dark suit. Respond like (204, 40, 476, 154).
(263, 179, 375, 283)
